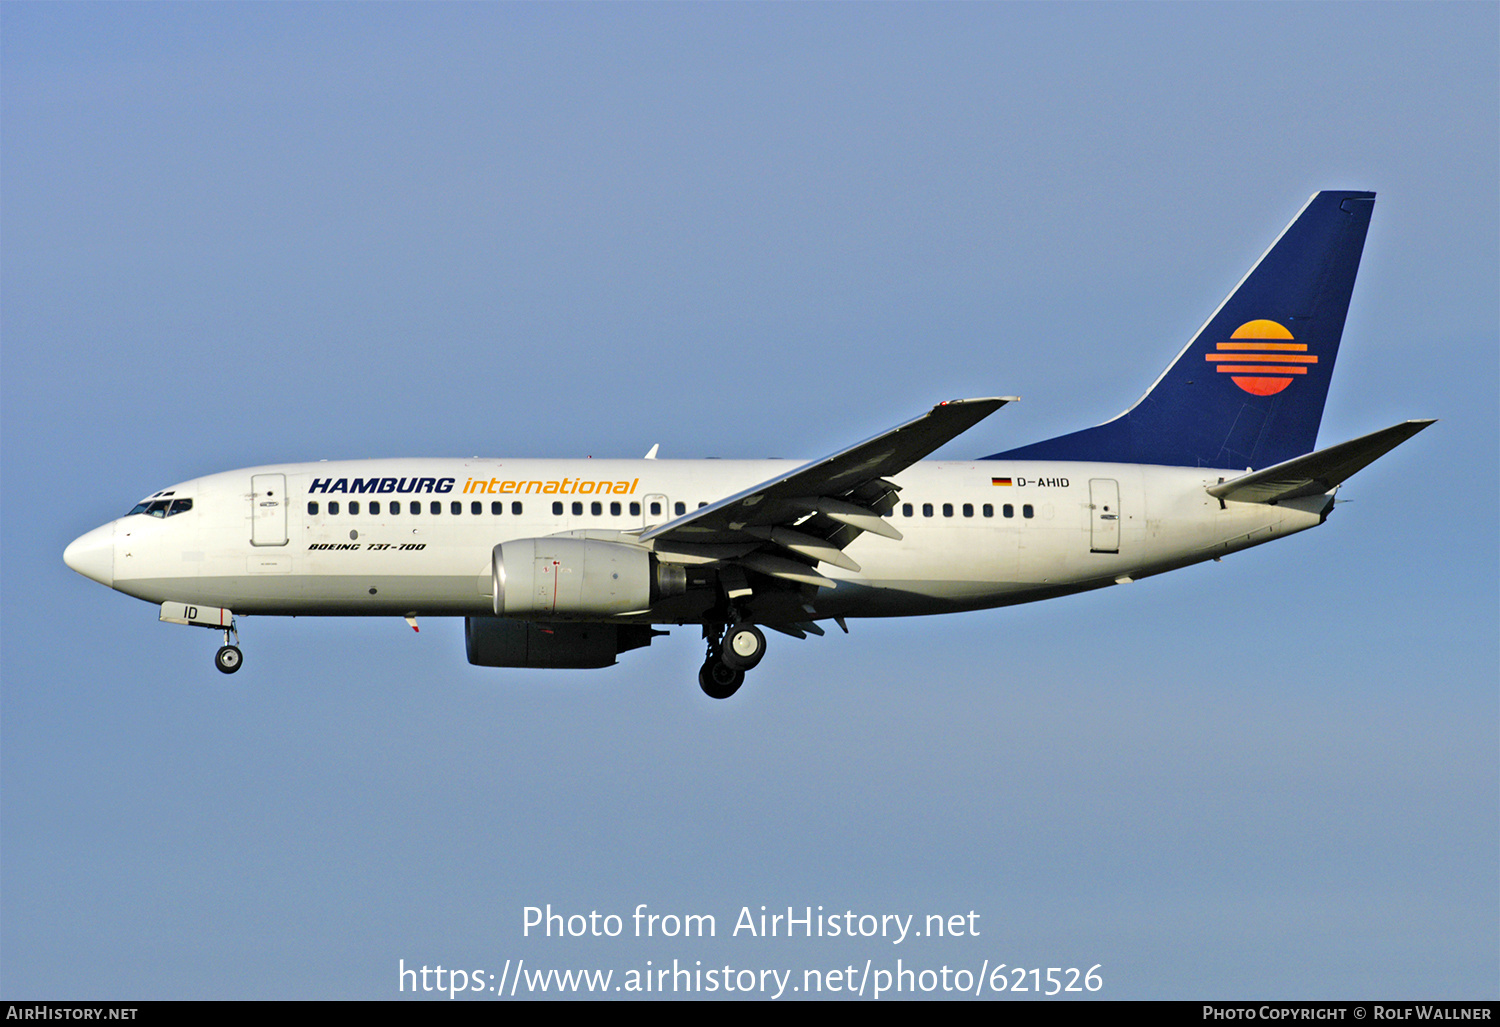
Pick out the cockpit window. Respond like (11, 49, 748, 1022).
(127, 497, 194, 517)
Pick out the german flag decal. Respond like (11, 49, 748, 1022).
(992, 477, 1013, 486)
(1205, 319, 1317, 396)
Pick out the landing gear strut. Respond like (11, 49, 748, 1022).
(698, 622, 766, 699)
(214, 623, 242, 675)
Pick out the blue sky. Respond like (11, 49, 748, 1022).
(3, 3, 1495, 999)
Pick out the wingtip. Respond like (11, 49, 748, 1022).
(938, 395, 1019, 407)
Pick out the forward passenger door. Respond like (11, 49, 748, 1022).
(251, 473, 288, 546)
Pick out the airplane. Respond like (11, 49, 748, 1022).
(63, 191, 1433, 699)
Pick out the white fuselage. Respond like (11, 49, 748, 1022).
(70, 457, 1331, 623)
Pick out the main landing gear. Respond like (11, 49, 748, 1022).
(698, 622, 766, 699)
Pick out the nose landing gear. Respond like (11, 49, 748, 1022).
(215, 623, 242, 675)
(157, 602, 244, 675)
(698, 622, 767, 699)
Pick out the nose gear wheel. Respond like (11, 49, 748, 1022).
(214, 622, 242, 674)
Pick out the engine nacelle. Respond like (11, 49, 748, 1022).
(492, 537, 686, 618)
(464, 617, 659, 669)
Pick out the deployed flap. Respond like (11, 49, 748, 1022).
(640, 398, 1014, 547)
(1208, 419, 1435, 504)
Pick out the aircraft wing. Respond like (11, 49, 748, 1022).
(637, 398, 1015, 586)
(1207, 419, 1435, 505)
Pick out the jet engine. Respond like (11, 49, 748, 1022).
(464, 617, 661, 669)
(491, 537, 686, 618)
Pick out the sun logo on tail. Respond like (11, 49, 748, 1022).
(1205, 319, 1317, 396)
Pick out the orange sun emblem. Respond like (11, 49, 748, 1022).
(1204, 319, 1317, 396)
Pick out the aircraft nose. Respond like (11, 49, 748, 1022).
(64, 522, 115, 588)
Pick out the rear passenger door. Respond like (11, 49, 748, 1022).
(1089, 478, 1120, 554)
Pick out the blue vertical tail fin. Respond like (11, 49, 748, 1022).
(986, 191, 1375, 469)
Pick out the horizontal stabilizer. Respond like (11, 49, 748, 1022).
(1207, 419, 1435, 504)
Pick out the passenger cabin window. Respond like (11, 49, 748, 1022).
(329, 501, 340, 515)
(553, 502, 564, 515)
(902, 503, 913, 517)
(430, 501, 441, 515)
(491, 501, 503, 515)
(1023, 504, 1034, 518)
(962, 503, 974, 518)
(1003, 504, 1014, 518)
(674, 502, 686, 515)
(452, 501, 462, 515)
(572, 502, 583, 515)
(472, 502, 482, 515)
(611, 502, 622, 516)
(349, 501, 359, 515)
(409, 501, 421, 515)
(512, 502, 522, 515)
(390, 501, 400, 516)
(982, 504, 993, 518)
(629, 502, 640, 516)
(370, 501, 381, 515)
(591, 501, 602, 516)
(942, 503, 954, 517)
(307, 501, 319, 515)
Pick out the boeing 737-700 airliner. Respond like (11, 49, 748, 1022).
(64, 191, 1432, 698)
